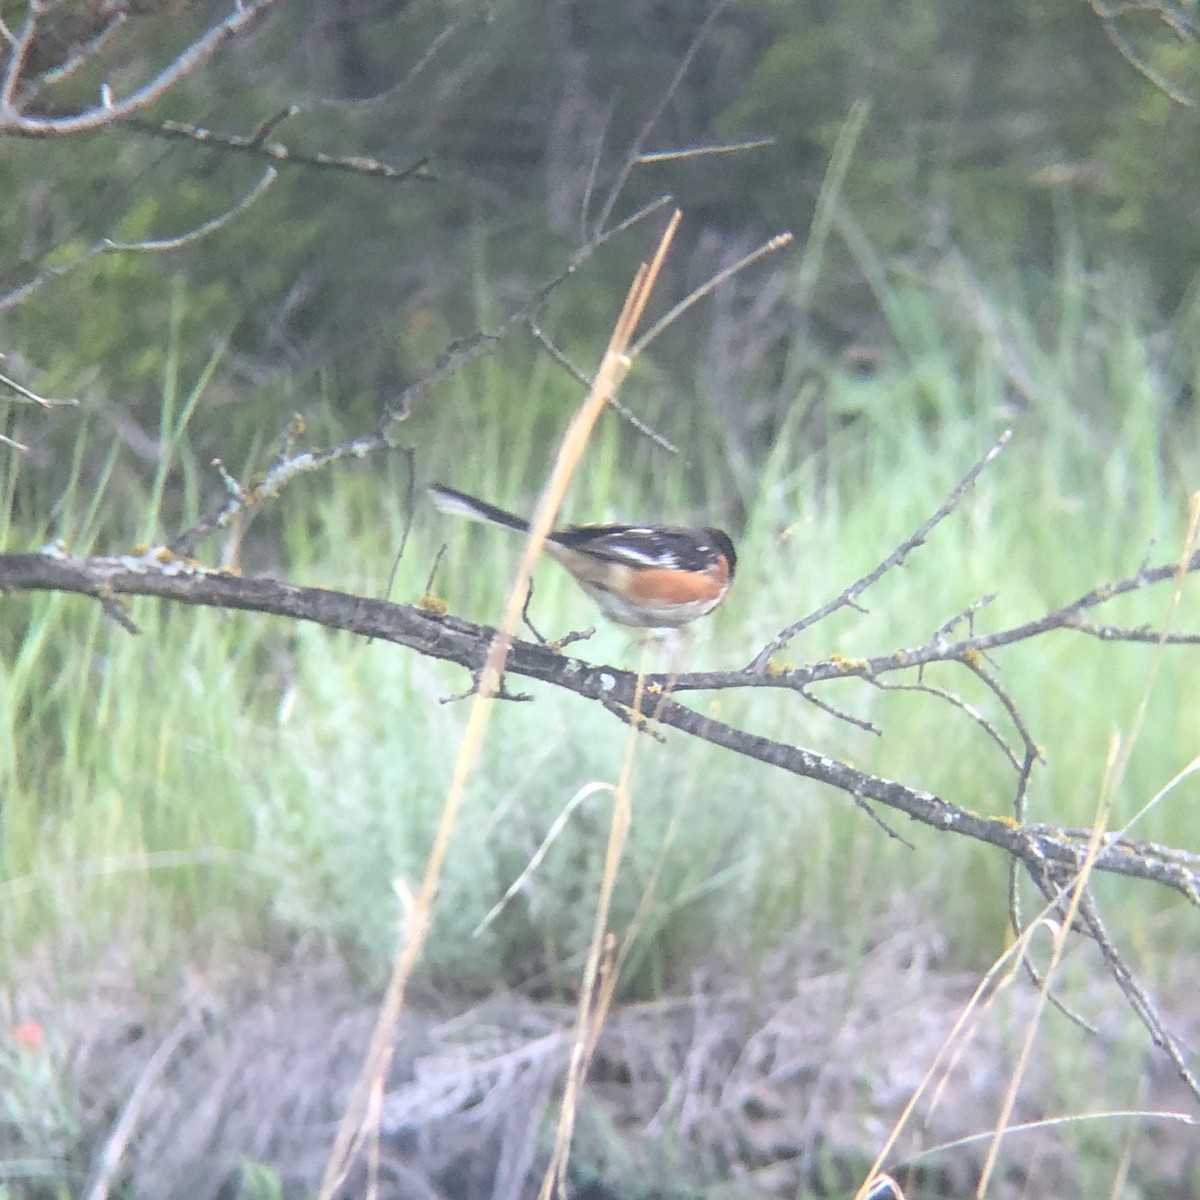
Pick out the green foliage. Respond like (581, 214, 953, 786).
(6, 0, 1199, 499)
(2, 10, 1198, 1195)
(1101, 40, 1200, 302)
(720, 0, 1182, 280)
(3, 246, 1197, 994)
(230, 1160, 284, 1200)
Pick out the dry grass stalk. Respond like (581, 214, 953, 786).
(319, 211, 682, 1200)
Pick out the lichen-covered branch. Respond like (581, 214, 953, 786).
(3, 547, 1197, 914)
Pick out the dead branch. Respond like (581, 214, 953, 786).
(0, 1, 282, 137)
(124, 116, 435, 185)
(6, 541, 1200, 1108)
(2, 547, 1197, 917)
(4, 461, 1200, 1112)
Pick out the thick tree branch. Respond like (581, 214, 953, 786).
(3, 548, 1198, 911)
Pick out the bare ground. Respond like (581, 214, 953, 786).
(4, 924, 1199, 1200)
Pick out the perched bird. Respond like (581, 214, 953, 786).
(428, 483, 736, 631)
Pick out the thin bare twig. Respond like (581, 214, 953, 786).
(593, 0, 727, 236)
(1077, 892, 1200, 1097)
(104, 168, 277, 254)
(380, 446, 418, 606)
(248, 105, 297, 146)
(1063, 616, 1200, 644)
(312, 17, 465, 112)
(848, 791, 917, 849)
(125, 118, 434, 184)
(1090, 0, 1195, 105)
(946, 656, 1096, 1031)
(749, 429, 1014, 671)
(578, 101, 613, 248)
(629, 232, 794, 357)
(868, 676, 1022, 771)
(0, 369, 78, 407)
(527, 320, 679, 454)
(0, 168, 278, 314)
(169, 197, 676, 557)
(376, 194, 674, 431)
(30, 10, 127, 93)
(635, 137, 776, 164)
(799, 686, 881, 736)
(0, 0, 40, 112)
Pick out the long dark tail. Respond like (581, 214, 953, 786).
(428, 483, 530, 534)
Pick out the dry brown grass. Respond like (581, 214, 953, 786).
(11, 919, 1198, 1200)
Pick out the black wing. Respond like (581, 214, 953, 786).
(551, 524, 730, 573)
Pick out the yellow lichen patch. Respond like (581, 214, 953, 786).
(132, 542, 151, 556)
(154, 546, 175, 564)
(765, 657, 793, 677)
(829, 653, 868, 672)
(622, 705, 651, 731)
(963, 647, 984, 667)
(419, 594, 449, 616)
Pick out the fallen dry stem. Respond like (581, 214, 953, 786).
(906, 1107, 1197, 1165)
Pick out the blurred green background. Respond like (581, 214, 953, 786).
(1, 1, 1199, 1193)
(2, 0, 1197, 993)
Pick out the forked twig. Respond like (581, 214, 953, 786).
(749, 429, 1014, 671)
